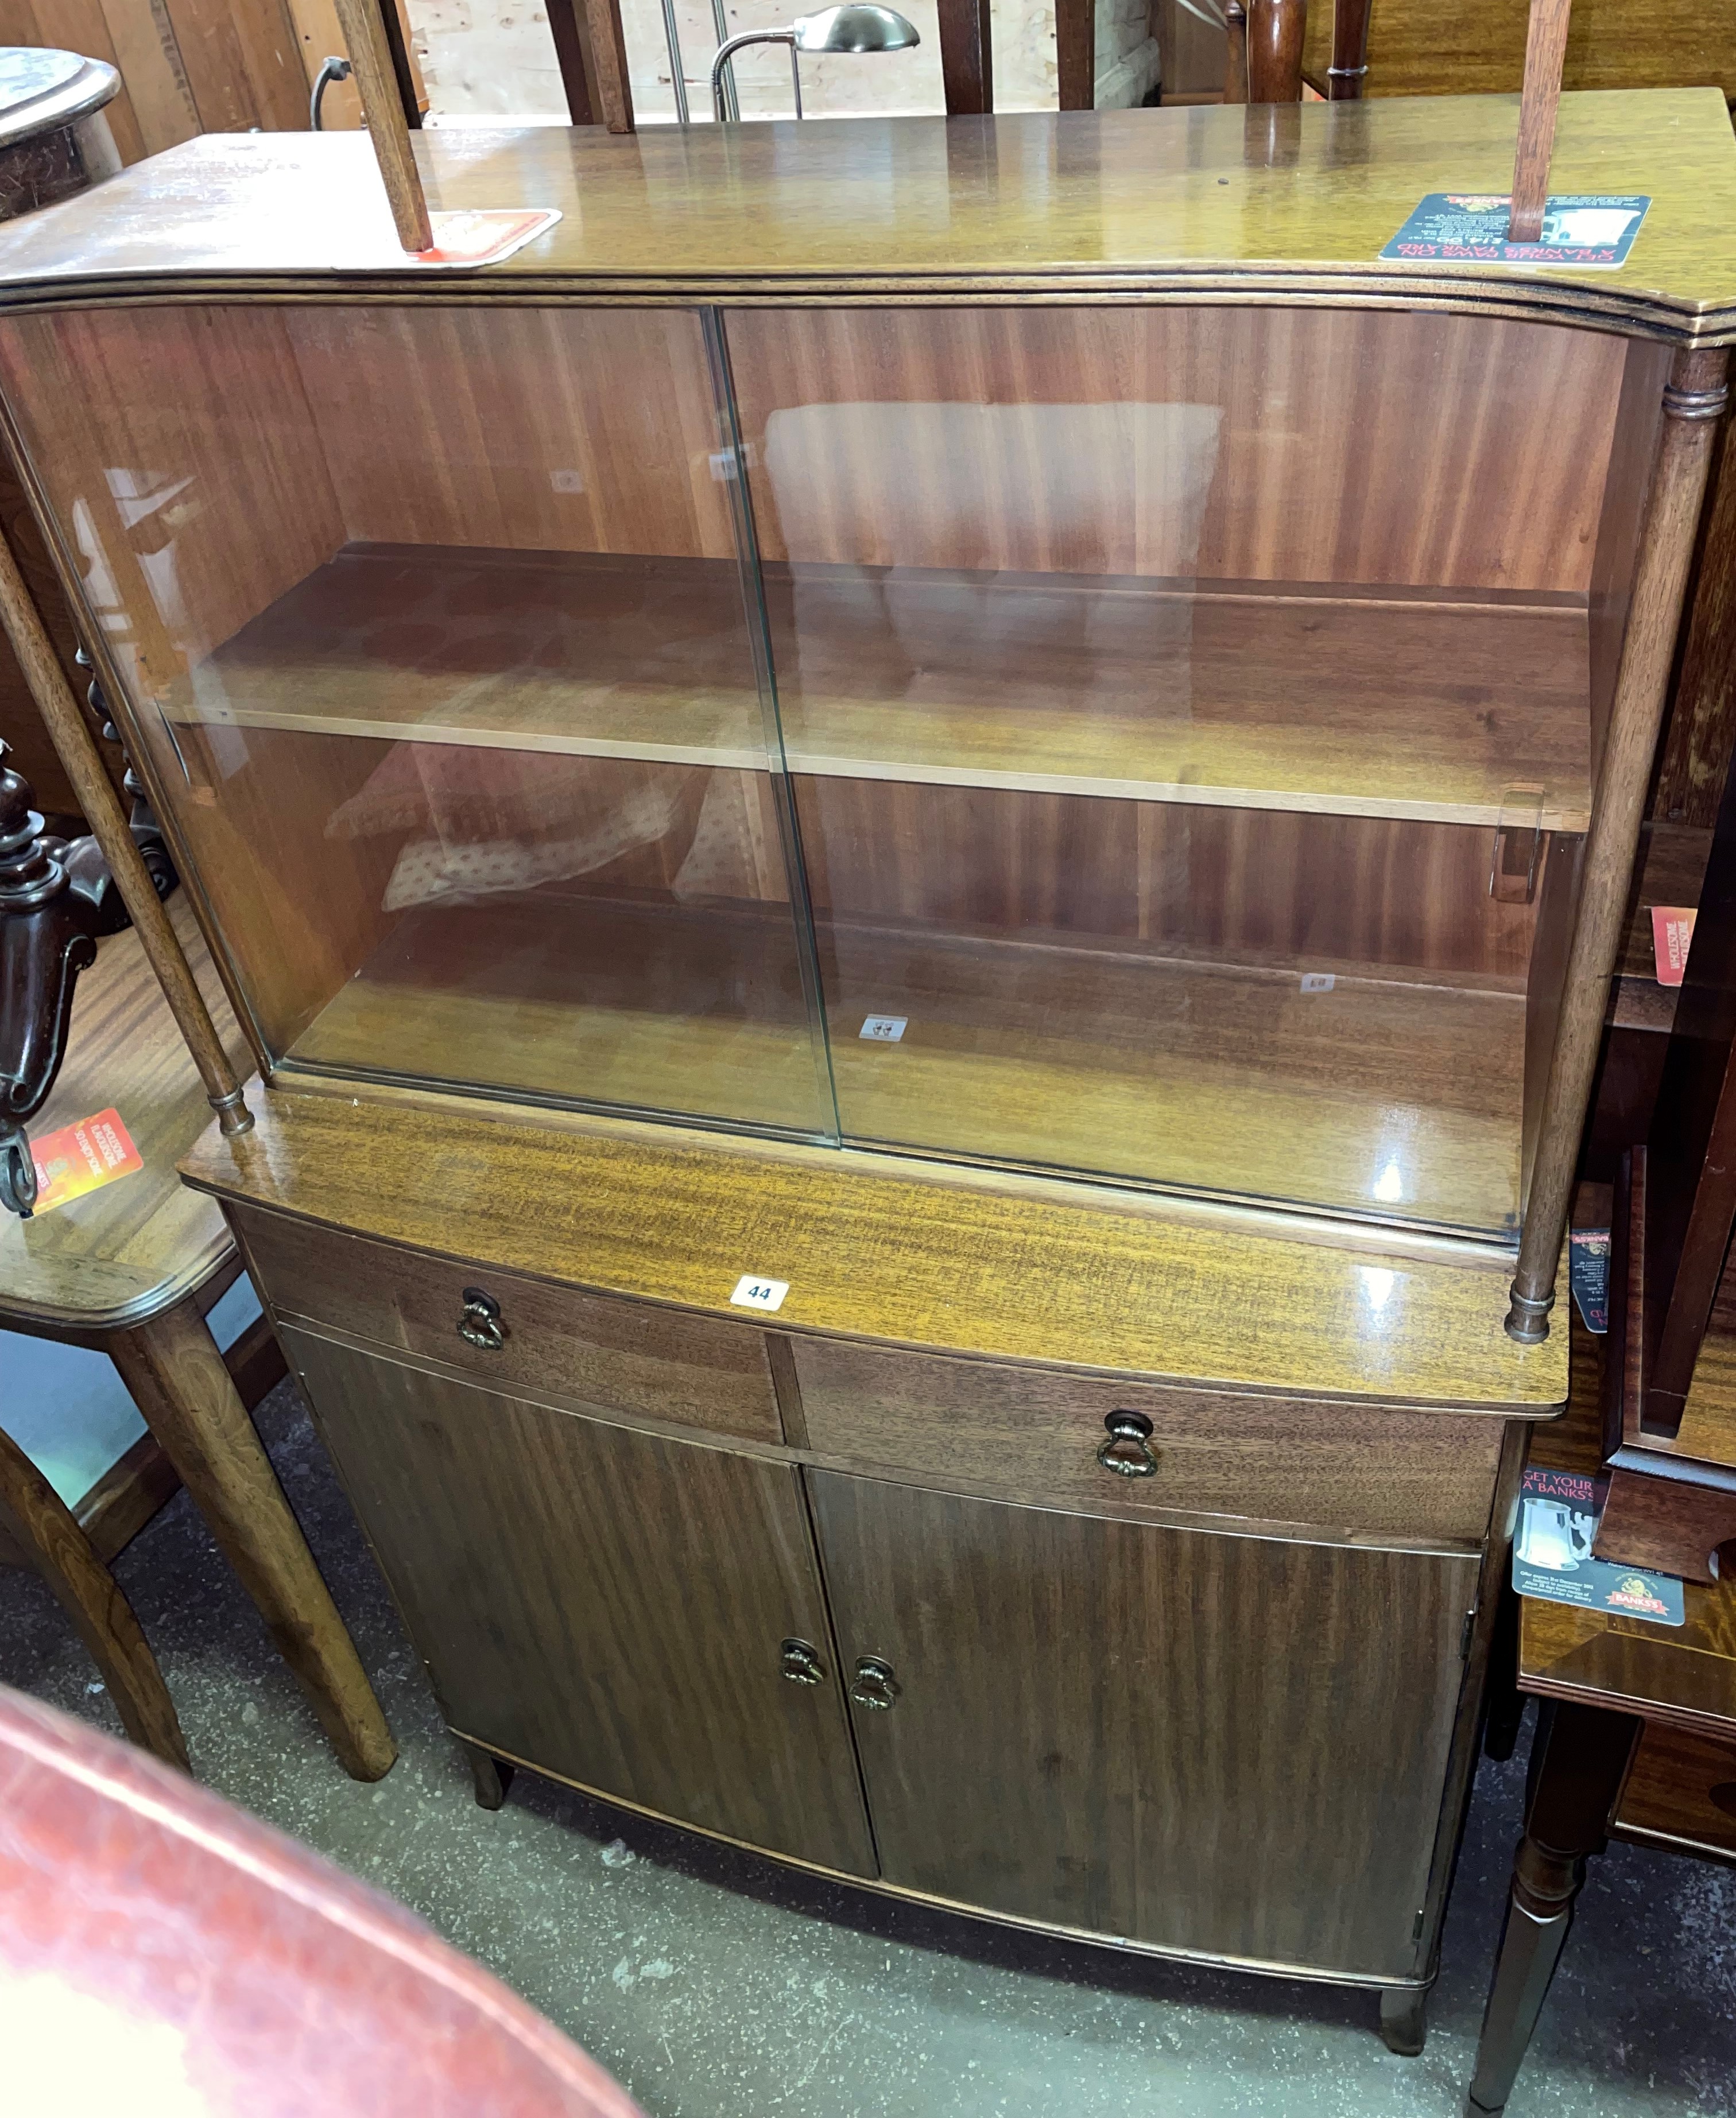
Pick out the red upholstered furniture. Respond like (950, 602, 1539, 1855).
(0, 1685, 642, 2118)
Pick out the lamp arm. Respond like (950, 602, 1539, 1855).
(711, 29, 797, 119)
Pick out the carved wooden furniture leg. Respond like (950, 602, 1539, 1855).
(1379, 1984, 1428, 2056)
(0, 1418, 189, 1771)
(1466, 1701, 1640, 2115)
(459, 1737, 515, 1811)
(107, 1295, 396, 1782)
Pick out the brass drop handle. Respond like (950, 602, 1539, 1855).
(1097, 1410, 1158, 1478)
(849, 1655, 900, 1711)
(780, 1638, 826, 1686)
(457, 1287, 506, 1351)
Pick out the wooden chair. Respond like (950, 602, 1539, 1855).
(0, 797, 395, 1781)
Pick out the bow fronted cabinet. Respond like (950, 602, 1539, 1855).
(1, 87, 1731, 2049)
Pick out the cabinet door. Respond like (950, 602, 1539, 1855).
(808, 1473, 1479, 1977)
(285, 1328, 874, 1875)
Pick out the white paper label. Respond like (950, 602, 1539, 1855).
(860, 1015, 908, 1042)
(731, 1274, 789, 1312)
(1300, 973, 1335, 994)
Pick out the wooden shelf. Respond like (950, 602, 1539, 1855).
(822, 925, 1525, 1238)
(284, 891, 1525, 1239)
(290, 892, 831, 1138)
(166, 544, 1593, 832)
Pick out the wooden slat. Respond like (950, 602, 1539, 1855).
(96, 0, 202, 156)
(1055, 0, 1095, 108)
(1508, 0, 1574, 243)
(936, 0, 992, 114)
(580, 0, 633, 133)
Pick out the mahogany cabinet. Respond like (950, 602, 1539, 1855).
(234, 1180, 1502, 1993)
(3, 88, 1734, 2046)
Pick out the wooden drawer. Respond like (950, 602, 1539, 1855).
(793, 1339, 1501, 1542)
(232, 1204, 782, 1445)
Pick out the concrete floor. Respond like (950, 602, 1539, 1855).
(3, 1376, 1734, 2118)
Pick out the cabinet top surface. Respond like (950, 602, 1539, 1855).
(183, 1085, 1566, 1411)
(1, 92, 1734, 336)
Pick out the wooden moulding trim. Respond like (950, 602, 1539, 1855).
(0, 274, 1730, 346)
(449, 1724, 1435, 1988)
(1518, 1671, 1736, 1744)
(1508, 344, 1733, 1343)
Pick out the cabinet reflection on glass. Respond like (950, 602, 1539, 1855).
(0, 296, 1649, 1239)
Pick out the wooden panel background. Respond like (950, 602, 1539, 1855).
(283, 307, 735, 560)
(798, 779, 1541, 976)
(726, 307, 1627, 592)
(1301, 0, 1736, 99)
(0, 0, 313, 165)
(0, 307, 344, 685)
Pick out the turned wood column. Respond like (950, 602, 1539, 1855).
(1508, 346, 1731, 1342)
(1467, 1701, 1640, 2114)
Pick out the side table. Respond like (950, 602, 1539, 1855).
(1, 883, 394, 1780)
(1466, 1316, 1736, 2115)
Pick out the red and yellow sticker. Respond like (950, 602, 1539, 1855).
(29, 1108, 143, 1215)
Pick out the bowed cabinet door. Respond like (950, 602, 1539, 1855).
(282, 1326, 875, 1876)
(807, 1472, 1481, 1977)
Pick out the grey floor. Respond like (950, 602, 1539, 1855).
(3, 1376, 1734, 2118)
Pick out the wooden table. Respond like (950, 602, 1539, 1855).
(0, 886, 394, 1780)
(1465, 1316, 1736, 2115)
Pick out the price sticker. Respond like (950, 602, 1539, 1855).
(1299, 973, 1335, 994)
(860, 1015, 907, 1042)
(731, 1274, 789, 1312)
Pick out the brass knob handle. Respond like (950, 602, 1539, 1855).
(780, 1638, 826, 1686)
(457, 1287, 506, 1351)
(1097, 1410, 1158, 1478)
(849, 1655, 900, 1711)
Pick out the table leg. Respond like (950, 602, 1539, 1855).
(1466, 1699, 1640, 2116)
(0, 1420, 190, 1772)
(108, 1297, 396, 1782)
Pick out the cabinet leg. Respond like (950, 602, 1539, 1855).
(108, 1298, 396, 1783)
(1466, 1701, 1640, 2115)
(459, 1738, 514, 1810)
(0, 1421, 190, 1772)
(1379, 1985, 1428, 2055)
